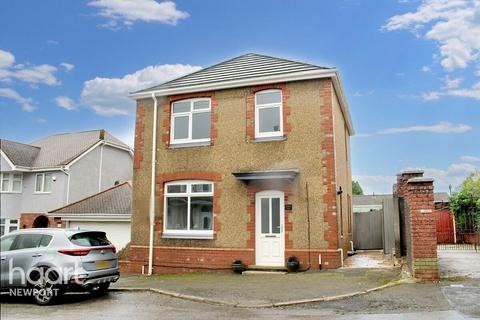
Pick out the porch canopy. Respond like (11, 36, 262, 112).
(232, 169, 299, 183)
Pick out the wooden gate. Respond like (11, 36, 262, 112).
(354, 210, 384, 250)
(434, 209, 454, 243)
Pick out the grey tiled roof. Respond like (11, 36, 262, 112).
(133, 53, 331, 94)
(434, 192, 450, 203)
(1, 129, 130, 168)
(50, 182, 132, 215)
(0, 140, 40, 167)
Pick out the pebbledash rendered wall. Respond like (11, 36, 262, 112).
(126, 78, 352, 273)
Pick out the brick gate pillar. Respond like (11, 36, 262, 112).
(404, 177, 439, 281)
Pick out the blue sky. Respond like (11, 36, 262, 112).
(0, 0, 479, 194)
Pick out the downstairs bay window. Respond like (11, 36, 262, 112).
(163, 180, 214, 239)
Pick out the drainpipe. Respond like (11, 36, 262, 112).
(60, 168, 70, 204)
(148, 93, 158, 276)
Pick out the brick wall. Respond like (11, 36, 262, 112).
(122, 246, 341, 274)
(395, 171, 439, 281)
(20, 213, 61, 229)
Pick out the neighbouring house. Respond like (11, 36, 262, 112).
(126, 53, 354, 273)
(0, 129, 133, 236)
(48, 182, 132, 250)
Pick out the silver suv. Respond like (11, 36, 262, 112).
(0, 228, 119, 305)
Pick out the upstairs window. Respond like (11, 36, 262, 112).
(163, 180, 213, 239)
(171, 98, 211, 145)
(35, 173, 52, 193)
(0, 172, 22, 193)
(255, 90, 283, 139)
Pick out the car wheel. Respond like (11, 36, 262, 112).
(31, 268, 63, 305)
(89, 282, 110, 296)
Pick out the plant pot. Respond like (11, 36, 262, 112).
(287, 257, 300, 273)
(231, 260, 246, 274)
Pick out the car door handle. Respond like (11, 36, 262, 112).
(32, 253, 43, 257)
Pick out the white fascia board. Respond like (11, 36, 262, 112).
(128, 69, 338, 99)
(331, 72, 355, 135)
(103, 141, 134, 156)
(53, 213, 131, 222)
(14, 166, 64, 172)
(65, 141, 103, 169)
(0, 150, 16, 170)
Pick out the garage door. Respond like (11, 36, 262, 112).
(68, 221, 130, 250)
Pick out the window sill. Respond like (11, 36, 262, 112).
(169, 141, 211, 149)
(253, 136, 286, 143)
(34, 192, 52, 195)
(162, 231, 214, 240)
(0, 191, 22, 194)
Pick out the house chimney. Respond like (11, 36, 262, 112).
(99, 129, 105, 140)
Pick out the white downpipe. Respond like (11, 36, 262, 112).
(148, 93, 158, 276)
(98, 143, 104, 192)
(349, 240, 354, 252)
(61, 168, 70, 204)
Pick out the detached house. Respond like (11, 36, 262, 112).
(0, 129, 133, 235)
(127, 53, 354, 273)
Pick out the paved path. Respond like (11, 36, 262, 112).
(113, 268, 401, 306)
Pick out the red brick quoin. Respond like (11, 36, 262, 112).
(319, 79, 338, 250)
(155, 172, 222, 239)
(245, 83, 292, 142)
(133, 100, 145, 169)
(161, 92, 219, 148)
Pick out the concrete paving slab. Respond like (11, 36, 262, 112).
(438, 250, 480, 279)
(113, 268, 401, 306)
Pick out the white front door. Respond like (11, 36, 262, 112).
(255, 190, 285, 266)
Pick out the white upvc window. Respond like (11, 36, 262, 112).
(0, 172, 22, 193)
(0, 218, 19, 236)
(35, 173, 52, 193)
(255, 89, 283, 139)
(170, 98, 211, 145)
(163, 180, 214, 239)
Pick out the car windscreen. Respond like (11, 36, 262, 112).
(69, 232, 111, 247)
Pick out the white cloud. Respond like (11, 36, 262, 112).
(0, 49, 15, 69)
(113, 127, 135, 148)
(443, 76, 462, 89)
(355, 162, 479, 194)
(0, 49, 60, 86)
(81, 63, 201, 116)
(382, 0, 480, 72)
(379, 121, 472, 134)
(421, 65, 431, 72)
(60, 62, 75, 72)
(55, 96, 76, 110)
(423, 81, 480, 100)
(35, 117, 47, 123)
(0, 88, 35, 112)
(422, 91, 441, 101)
(88, 0, 189, 29)
(460, 155, 480, 162)
(353, 90, 374, 97)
